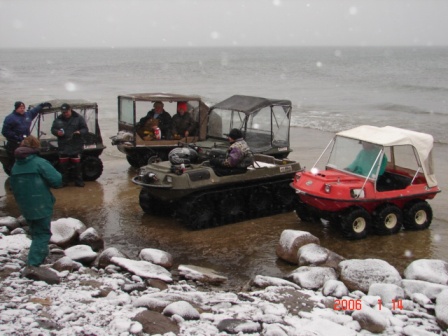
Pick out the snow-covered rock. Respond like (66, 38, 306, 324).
(162, 301, 200, 320)
(276, 230, 320, 264)
(0, 234, 31, 250)
(64, 245, 98, 264)
(79, 227, 104, 251)
(178, 264, 227, 284)
(0, 216, 20, 230)
(322, 279, 349, 298)
(50, 218, 86, 247)
(404, 259, 448, 285)
(402, 279, 448, 300)
(286, 266, 337, 289)
(352, 304, 389, 333)
(368, 283, 405, 307)
(97, 247, 128, 269)
(435, 289, 448, 330)
(338, 259, 402, 293)
(252, 275, 300, 289)
(139, 248, 173, 268)
(111, 257, 172, 282)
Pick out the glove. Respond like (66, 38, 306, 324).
(41, 102, 52, 109)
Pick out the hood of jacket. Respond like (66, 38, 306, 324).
(14, 146, 39, 160)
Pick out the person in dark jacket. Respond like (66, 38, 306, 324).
(210, 128, 254, 176)
(10, 136, 62, 267)
(51, 103, 88, 187)
(171, 102, 196, 139)
(2, 101, 51, 170)
(138, 101, 172, 139)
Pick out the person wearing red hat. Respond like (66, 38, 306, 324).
(171, 102, 196, 139)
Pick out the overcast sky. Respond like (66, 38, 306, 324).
(1, 0, 447, 48)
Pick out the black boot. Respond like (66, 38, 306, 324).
(58, 161, 70, 187)
(73, 162, 85, 187)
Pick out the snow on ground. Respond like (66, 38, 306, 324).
(1, 221, 448, 335)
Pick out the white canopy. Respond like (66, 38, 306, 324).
(337, 125, 437, 187)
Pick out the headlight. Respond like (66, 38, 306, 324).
(324, 184, 331, 193)
(141, 171, 158, 183)
(351, 189, 365, 198)
(166, 176, 173, 183)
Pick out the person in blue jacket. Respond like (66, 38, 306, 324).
(2, 101, 52, 154)
(10, 135, 62, 267)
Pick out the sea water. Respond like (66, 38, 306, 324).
(1, 46, 447, 143)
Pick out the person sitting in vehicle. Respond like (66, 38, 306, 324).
(171, 102, 196, 139)
(138, 101, 172, 140)
(345, 141, 388, 178)
(210, 128, 254, 176)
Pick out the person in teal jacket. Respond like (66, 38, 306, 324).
(346, 141, 388, 178)
(10, 136, 62, 267)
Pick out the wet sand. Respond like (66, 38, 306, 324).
(1, 126, 447, 290)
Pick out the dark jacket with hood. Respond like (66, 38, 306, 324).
(51, 111, 88, 155)
(10, 147, 62, 220)
(2, 104, 44, 143)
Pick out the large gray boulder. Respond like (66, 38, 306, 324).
(404, 259, 448, 285)
(286, 266, 337, 290)
(338, 259, 402, 293)
(276, 230, 320, 264)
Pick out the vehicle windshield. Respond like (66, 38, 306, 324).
(34, 108, 97, 140)
(326, 136, 387, 179)
(119, 98, 200, 125)
(208, 104, 290, 152)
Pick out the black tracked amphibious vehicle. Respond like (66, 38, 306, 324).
(132, 151, 301, 229)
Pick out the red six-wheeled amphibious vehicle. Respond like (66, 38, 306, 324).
(291, 125, 441, 240)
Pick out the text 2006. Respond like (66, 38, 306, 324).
(333, 299, 362, 311)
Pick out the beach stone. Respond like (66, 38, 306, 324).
(402, 279, 448, 300)
(52, 256, 80, 272)
(79, 227, 104, 252)
(111, 257, 172, 282)
(0, 226, 10, 235)
(10, 228, 26, 235)
(50, 218, 86, 247)
(435, 289, 448, 330)
(162, 301, 200, 320)
(251, 275, 300, 289)
(352, 304, 388, 333)
(139, 248, 173, 268)
(368, 283, 404, 306)
(178, 264, 227, 284)
(21, 266, 60, 285)
(97, 247, 128, 269)
(217, 319, 262, 334)
(404, 259, 448, 285)
(64, 245, 97, 264)
(322, 279, 349, 298)
(0, 234, 31, 251)
(133, 295, 172, 312)
(146, 278, 169, 291)
(297, 243, 345, 269)
(0, 216, 20, 230)
(121, 283, 147, 293)
(132, 310, 179, 335)
(276, 230, 320, 264)
(338, 259, 402, 293)
(286, 266, 337, 290)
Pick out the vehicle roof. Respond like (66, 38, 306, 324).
(337, 125, 434, 159)
(211, 95, 292, 115)
(337, 125, 437, 187)
(118, 93, 203, 101)
(30, 99, 98, 113)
